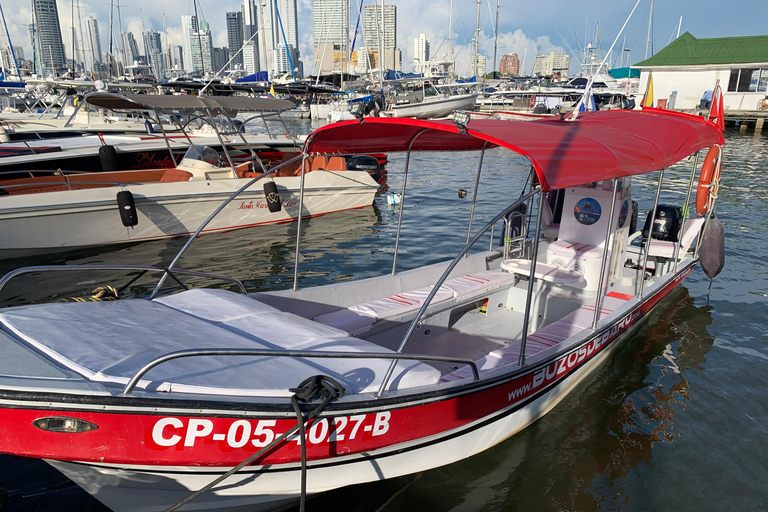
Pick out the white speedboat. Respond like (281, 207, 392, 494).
(0, 93, 379, 256)
(382, 80, 478, 119)
(0, 108, 724, 511)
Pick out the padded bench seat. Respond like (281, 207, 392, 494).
(0, 289, 442, 397)
(440, 291, 633, 382)
(314, 270, 517, 336)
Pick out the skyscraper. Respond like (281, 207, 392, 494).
(226, 11, 244, 69)
(33, 0, 67, 73)
(243, 0, 257, 40)
(122, 31, 140, 64)
(363, 4, 397, 70)
(272, 0, 299, 75)
(188, 19, 213, 75)
(85, 16, 102, 70)
(181, 15, 198, 73)
(313, 0, 347, 74)
(143, 30, 165, 80)
(413, 33, 429, 73)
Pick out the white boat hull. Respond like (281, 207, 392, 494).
(0, 171, 377, 256)
(383, 94, 477, 119)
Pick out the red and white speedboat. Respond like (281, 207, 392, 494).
(0, 108, 724, 511)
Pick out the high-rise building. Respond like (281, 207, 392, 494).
(188, 19, 213, 75)
(533, 52, 570, 78)
(212, 47, 229, 74)
(413, 33, 429, 73)
(122, 31, 140, 64)
(33, 0, 67, 73)
(472, 54, 487, 77)
(313, 0, 347, 74)
(169, 45, 184, 70)
(181, 15, 198, 73)
(243, 0, 257, 40)
(226, 11, 244, 69)
(84, 16, 102, 71)
(143, 30, 165, 80)
(499, 53, 519, 76)
(362, 4, 397, 70)
(258, 0, 300, 77)
(242, 41, 259, 74)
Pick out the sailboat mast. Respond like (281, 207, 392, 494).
(474, 0, 480, 77)
(448, 0, 452, 62)
(645, 0, 653, 59)
(377, 0, 384, 85)
(117, 0, 126, 70)
(192, 0, 206, 77)
(492, 0, 499, 79)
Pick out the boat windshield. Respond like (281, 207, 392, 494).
(180, 145, 220, 166)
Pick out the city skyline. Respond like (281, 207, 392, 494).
(0, 0, 764, 78)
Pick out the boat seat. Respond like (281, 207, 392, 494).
(626, 214, 705, 259)
(159, 169, 193, 183)
(314, 270, 517, 336)
(441, 291, 633, 382)
(0, 291, 441, 397)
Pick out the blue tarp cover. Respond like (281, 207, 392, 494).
(235, 71, 269, 83)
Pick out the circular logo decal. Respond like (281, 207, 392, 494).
(619, 200, 629, 228)
(574, 198, 602, 225)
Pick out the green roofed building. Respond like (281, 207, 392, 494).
(633, 32, 768, 111)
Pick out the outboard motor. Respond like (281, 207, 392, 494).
(346, 155, 382, 183)
(642, 204, 682, 242)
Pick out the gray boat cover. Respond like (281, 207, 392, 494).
(0, 289, 440, 397)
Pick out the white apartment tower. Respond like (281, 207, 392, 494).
(313, 0, 347, 74)
(362, 4, 397, 70)
(181, 15, 198, 73)
(413, 33, 429, 73)
(85, 16, 103, 72)
(260, 0, 300, 77)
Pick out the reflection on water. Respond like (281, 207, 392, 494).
(1, 125, 767, 511)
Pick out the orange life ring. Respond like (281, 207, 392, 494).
(696, 145, 721, 215)
(529, 95, 536, 108)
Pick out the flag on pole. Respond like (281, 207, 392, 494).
(641, 73, 654, 108)
(267, 84, 276, 98)
(708, 84, 725, 131)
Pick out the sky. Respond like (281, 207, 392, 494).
(0, 0, 765, 77)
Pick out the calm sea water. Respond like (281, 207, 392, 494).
(0, 120, 766, 512)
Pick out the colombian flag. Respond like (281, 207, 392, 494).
(267, 84, 276, 98)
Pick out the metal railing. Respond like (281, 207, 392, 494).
(0, 265, 247, 298)
(376, 187, 541, 397)
(121, 348, 480, 396)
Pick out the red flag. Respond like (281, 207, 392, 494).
(708, 85, 725, 131)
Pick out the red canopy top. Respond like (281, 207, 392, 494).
(303, 108, 724, 191)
